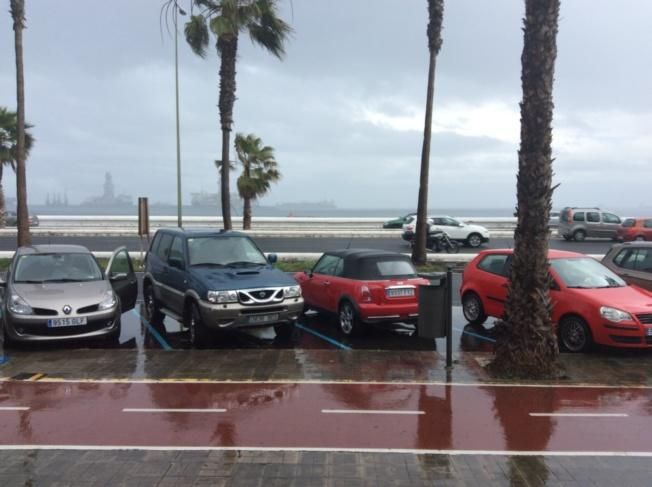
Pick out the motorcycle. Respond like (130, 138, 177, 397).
(427, 230, 460, 253)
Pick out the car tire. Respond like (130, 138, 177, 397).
(573, 229, 586, 242)
(462, 292, 488, 326)
(466, 233, 483, 248)
(274, 322, 295, 340)
(562, 235, 572, 241)
(559, 315, 592, 353)
(187, 302, 209, 348)
(635, 236, 646, 242)
(144, 284, 164, 323)
(338, 301, 361, 336)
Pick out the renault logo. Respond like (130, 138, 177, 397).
(62, 305, 72, 315)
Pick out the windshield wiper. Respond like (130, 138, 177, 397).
(14, 280, 45, 284)
(225, 261, 266, 268)
(190, 263, 227, 267)
(41, 278, 87, 283)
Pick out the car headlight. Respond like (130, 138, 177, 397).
(600, 306, 632, 323)
(98, 290, 117, 310)
(8, 294, 33, 315)
(284, 285, 302, 299)
(207, 290, 238, 304)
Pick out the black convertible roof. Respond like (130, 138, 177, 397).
(321, 249, 414, 279)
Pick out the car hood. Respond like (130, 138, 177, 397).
(190, 266, 297, 291)
(12, 280, 111, 309)
(569, 286, 652, 314)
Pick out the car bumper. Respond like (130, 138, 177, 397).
(4, 309, 120, 342)
(358, 302, 419, 324)
(198, 298, 304, 330)
(599, 324, 652, 348)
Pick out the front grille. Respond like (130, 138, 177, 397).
(32, 307, 57, 316)
(609, 335, 642, 344)
(238, 288, 284, 305)
(77, 304, 99, 314)
(636, 314, 652, 325)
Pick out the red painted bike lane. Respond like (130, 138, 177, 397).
(1, 380, 651, 453)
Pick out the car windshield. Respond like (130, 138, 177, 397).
(551, 258, 626, 289)
(356, 258, 417, 280)
(187, 236, 267, 267)
(13, 253, 103, 283)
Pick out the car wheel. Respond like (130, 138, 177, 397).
(635, 236, 646, 241)
(573, 229, 586, 242)
(466, 233, 483, 248)
(188, 302, 209, 348)
(562, 235, 572, 241)
(274, 322, 295, 340)
(462, 292, 488, 326)
(144, 285, 164, 323)
(559, 316, 592, 353)
(339, 301, 361, 336)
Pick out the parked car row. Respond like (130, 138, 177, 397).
(559, 206, 652, 242)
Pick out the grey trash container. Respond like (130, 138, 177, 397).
(418, 272, 448, 339)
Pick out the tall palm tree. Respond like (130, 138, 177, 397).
(10, 0, 31, 245)
(182, 0, 291, 230)
(490, 0, 561, 378)
(0, 107, 34, 227)
(412, 0, 444, 265)
(235, 133, 280, 230)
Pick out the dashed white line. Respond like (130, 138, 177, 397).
(322, 409, 425, 415)
(529, 413, 629, 418)
(0, 406, 30, 411)
(122, 408, 226, 413)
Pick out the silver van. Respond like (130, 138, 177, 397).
(558, 207, 622, 241)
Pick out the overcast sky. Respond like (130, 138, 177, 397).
(1, 0, 651, 210)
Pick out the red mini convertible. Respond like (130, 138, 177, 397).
(294, 249, 430, 335)
(460, 249, 652, 352)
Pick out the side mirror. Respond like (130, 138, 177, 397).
(304, 269, 313, 278)
(169, 257, 185, 270)
(267, 253, 278, 264)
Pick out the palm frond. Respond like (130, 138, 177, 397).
(247, 0, 292, 58)
(184, 14, 210, 57)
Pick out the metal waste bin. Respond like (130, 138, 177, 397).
(418, 272, 448, 339)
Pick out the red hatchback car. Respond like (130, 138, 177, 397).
(460, 249, 652, 352)
(617, 218, 652, 242)
(294, 249, 430, 335)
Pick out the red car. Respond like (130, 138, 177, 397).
(460, 249, 652, 352)
(617, 218, 652, 242)
(294, 249, 430, 335)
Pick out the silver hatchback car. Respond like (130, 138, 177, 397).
(0, 245, 137, 344)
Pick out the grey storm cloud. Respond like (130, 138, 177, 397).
(0, 0, 651, 210)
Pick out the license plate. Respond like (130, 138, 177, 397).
(646, 328, 652, 336)
(386, 288, 414, 298)
(47, 317, 88, 328)
(248, 314, 279, 324)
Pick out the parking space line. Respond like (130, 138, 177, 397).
(322, 409, 424, 415)
(295, 323, 352, 350)
(530, 413, 629, 418)
(123, 408, 226, 413)
(130, 309, 173, 351)
(0, 355, 8, 366)
(0, 406, 29, 411)
(453, 326, 496, 343)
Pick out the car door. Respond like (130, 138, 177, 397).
(601, 212, 622, 238)
(150, 232, 174, 305)
(106, 246, 138, 313)
(165, 236, 187, 315)
(585, 211, 601, 238)
(305, 254, 341, 311)
(475, 254, 510, 317)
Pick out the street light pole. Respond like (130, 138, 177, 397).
(174, 4, 184, 227)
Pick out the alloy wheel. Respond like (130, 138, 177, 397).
(463, 295, 480, 322)
(339, 304, 354, 335)
(561, 318, 587, 352)
(468, 234, 482, 248)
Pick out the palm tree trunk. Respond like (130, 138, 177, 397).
(0, 164, 5, 228)
(217, 35, 238, 231)
(412, 0, 444, 266)
(243, 196, 252, 230)
(490, 0, 561, 378)
(11, 0, 30, 246)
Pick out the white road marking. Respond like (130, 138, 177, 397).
(1, 445, 652, 457)
(322, 409, 424, 415)
(0, 406, 29, 411)
(122, 408, 226, 413)
(530, 413, 629, 418)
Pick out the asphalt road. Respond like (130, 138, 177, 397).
(0, 235, 616, 255)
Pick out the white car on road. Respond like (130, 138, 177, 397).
(402, 215, 491, 248)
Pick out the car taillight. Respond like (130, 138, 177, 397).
(360, 285, 372, 303)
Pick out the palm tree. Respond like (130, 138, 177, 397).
(0, 107, 34, 227)
(489, 0, 561, 378)
(412, 0, 444, 265)
(182, 0, 291, 230)
(10, 0, 31, 245)
(235, 133, 280, 229)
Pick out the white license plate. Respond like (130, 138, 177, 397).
(248, 314, 279, 324)
(47, 317, 88, 328)
(386, 288, 415, 298)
